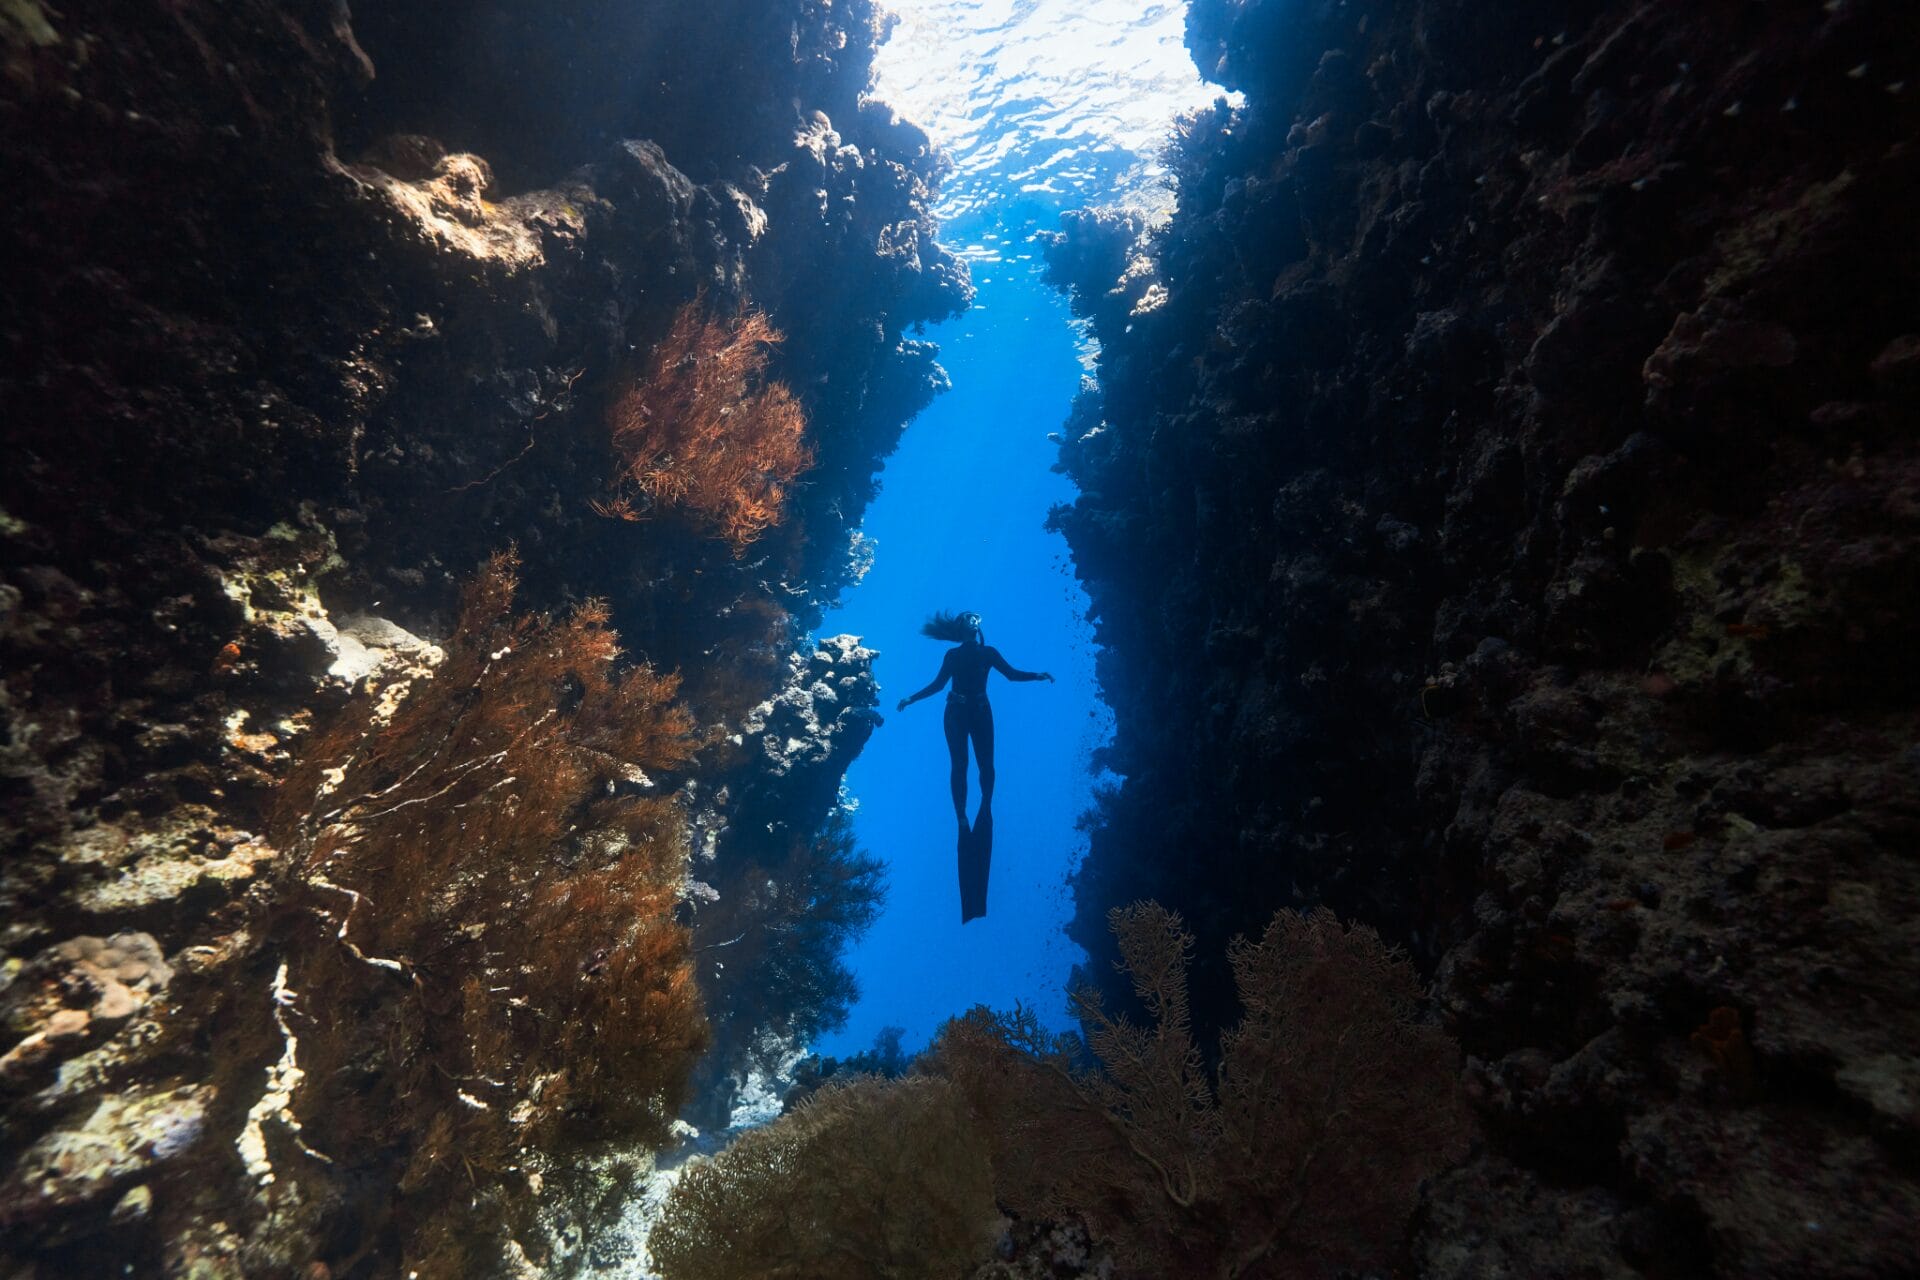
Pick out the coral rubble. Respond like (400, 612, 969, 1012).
(1048, 1, 1920, 1275)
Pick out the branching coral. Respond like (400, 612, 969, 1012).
(270, 549, 709, 1275)
(933, 904, 1470, 1280)
(599, 300, 813, 553)
(648, 1074, 1001, 1280)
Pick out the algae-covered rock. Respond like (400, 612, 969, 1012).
(0, 0, 57, 48)
(0, 931, 173, 1088)
(0, 1083, 210, 1237)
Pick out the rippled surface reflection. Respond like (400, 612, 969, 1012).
(817, 3, 1221, 1061)
(873, 0, 1227, 219)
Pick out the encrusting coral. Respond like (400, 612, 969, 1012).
(598, 300, 813, 553)
(932, 904, 1470, 1280)
(267, 549, 709, 1274)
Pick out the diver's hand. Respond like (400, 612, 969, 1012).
(896, 697, 911, 712)
(1041, 672, 1055, 683)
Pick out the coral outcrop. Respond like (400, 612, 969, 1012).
(1048, 0, 1920, 1274)
(684, 635, 889, 1131)
(1, 0, 961, 1273)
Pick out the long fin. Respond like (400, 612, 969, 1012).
(960, 811, 993, 922)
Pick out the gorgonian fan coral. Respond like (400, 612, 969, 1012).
(598, 300, 813, 553)
(933, 904, 1470, 1279)
(269, 550, 708, 1275)
(653, 902, 1469, 1280)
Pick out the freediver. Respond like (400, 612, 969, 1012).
(895, 610, 1053, 922)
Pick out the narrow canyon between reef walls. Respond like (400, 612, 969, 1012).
(808, 247, 1107, 1064)
(4, 1, 1919, 1279)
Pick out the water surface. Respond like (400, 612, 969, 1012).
(813, 0, 1220, 1057)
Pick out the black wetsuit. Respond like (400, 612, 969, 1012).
(928, 640, 1045, 813)
(911, 638, 1047, 921)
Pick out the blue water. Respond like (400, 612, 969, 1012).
(815, 221, 1103, 1056)
(811, 0, 1220, 1058)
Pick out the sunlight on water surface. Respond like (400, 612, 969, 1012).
(815, 4, 1223, 1061)
(874, 0, 1228, 219)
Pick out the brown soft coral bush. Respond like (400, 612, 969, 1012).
(932, 904, 1470, 1280)
(598, 299, 812, 553)
(271, 550, 708, 1275)
(649, 1074, 1001, 1280)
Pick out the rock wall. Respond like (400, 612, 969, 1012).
(0, 0, 959, 1274)
(1047, 0, 1920, 1275)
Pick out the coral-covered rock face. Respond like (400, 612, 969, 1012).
(1, 0, 959, 1273)
(1, 1083, 213, 1236)
(1051, 0, 1920, 1275)
(681, 636, 886, 1131)
(0, 933, 172, 1089)
(737, 635, 883, 799)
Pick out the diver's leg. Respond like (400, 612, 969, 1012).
(973, 702, 996, 816)
(943, 700, 969, 825)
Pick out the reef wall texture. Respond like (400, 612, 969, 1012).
(1, 0, 960, 1274)
(1048, 0, 1919, 1275)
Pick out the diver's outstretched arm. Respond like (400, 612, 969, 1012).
(988, 647, 1054, 683)
(897, 651, 955, 711)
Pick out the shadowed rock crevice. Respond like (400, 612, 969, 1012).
(1048, 0, 1920, 1275)
(338, 0, 901, 193)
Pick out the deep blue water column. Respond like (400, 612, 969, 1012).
(814, 219, 1107, 1056)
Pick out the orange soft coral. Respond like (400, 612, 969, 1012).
(599, 300, 812, 553)
(272, 550, 708, 1276)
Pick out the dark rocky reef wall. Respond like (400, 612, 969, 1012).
(1048, 0, 1919, 1275)
(1, 0, 960, 1274)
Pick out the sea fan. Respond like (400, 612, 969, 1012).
(932, 903, 1471, 1279)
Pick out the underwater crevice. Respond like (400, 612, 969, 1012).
(1047, 0, 1920, 1274)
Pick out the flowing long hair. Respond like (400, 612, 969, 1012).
(920, 610, 980, 643)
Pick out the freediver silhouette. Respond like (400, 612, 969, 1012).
(895, 610, 1053, 922)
